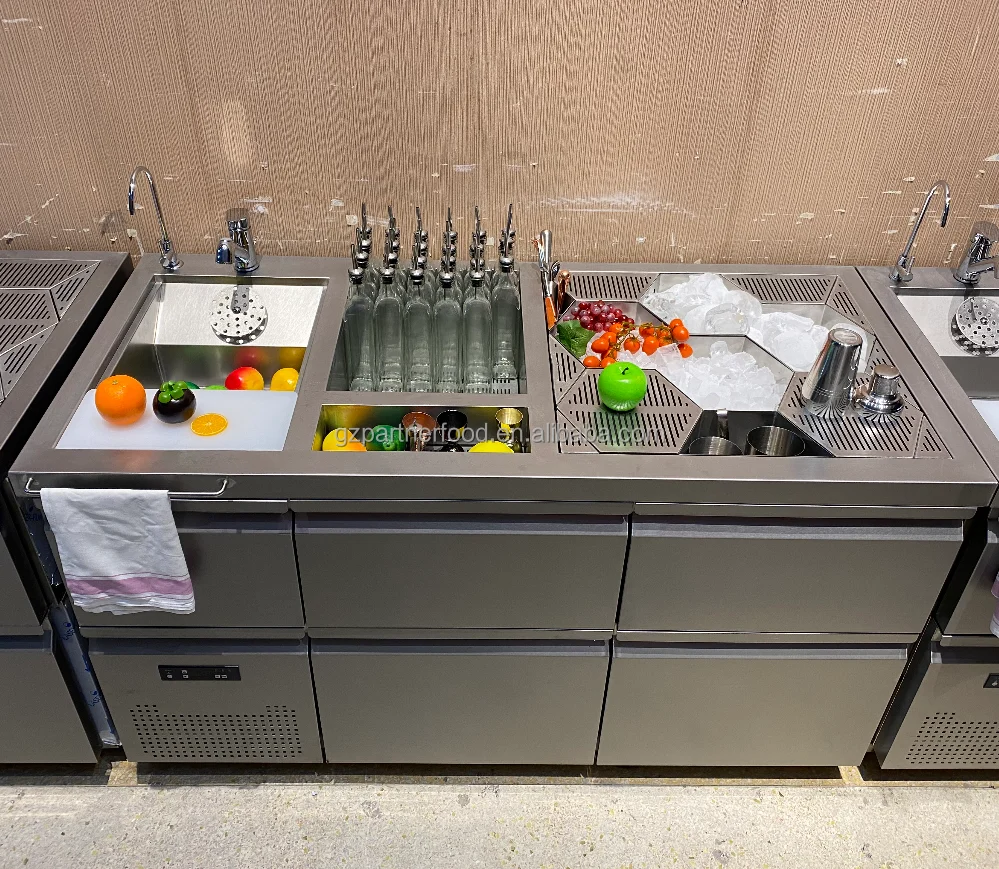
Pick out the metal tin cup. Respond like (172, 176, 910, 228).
(801, 326, 864, 416)
(402, 411, 436, 451)
(745, 425, 806, 457)
(436, 409, 468, 443)
(687, 436, 742, 456)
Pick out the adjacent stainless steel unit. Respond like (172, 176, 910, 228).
(0, 251, 131, 763)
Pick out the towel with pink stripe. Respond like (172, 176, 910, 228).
(993, 577, 999, 640)
(41, 488, 195, 615)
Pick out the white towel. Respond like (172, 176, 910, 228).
(41, 488, 195, 615)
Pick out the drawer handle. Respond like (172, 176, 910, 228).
(24, 476, 230, 499)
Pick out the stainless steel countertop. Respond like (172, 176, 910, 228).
(858, 266, 999, 512)
(8, 255, 995, 511)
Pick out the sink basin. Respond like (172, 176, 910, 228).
(106, 275, 326, 388)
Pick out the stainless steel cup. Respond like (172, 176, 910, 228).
(688, 436, 743, 456)
(801, 326, 864, 416)
(854, 364, 905, 417)
(746, 425, 805, 457)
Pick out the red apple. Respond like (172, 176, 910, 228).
(224, 366, 264, 390)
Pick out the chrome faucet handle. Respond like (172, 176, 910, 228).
(218, 214, 259, 274)
(953, 221, 999, 284)
(128, 165, 182, 270)
(888, 179, 950, 283)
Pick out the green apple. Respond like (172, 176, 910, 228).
(598, 361, 648, 412)
(365, 424, 406, 451)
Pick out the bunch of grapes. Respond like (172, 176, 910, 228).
(569, 300, 634, 332)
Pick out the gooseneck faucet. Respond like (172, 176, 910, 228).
(888, 179, 951, 283)
(216, 212, 259, 274)
(128, 165, 181, 270)
(953, 221, 999, 284)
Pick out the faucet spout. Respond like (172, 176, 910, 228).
(128, 165, 181, 270)
(217, 214, 259, 274)
(889, 179, 950, 283)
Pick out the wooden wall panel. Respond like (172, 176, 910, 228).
(0, 0, 996, 267)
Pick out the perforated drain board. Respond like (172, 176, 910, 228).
(0, 259, 99, 400)
(130, 704, 304, 760)
(558, 370, 700, 454)
(728, 274, 837, 304)
(905, 712, 999, 766)
(569, 272, 656, 301)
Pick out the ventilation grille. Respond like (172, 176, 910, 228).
(905, 712, 999, 766)
(0, 325, 52, 396)
(826, 283, 873, 330)
(557, 370, 700, 453)
(728, 274, 836, 304)
(780, 373, 923, 457)
(549, 337, 585, 402)
(570, 273, 655, 301)
(130, 704, 304, 760)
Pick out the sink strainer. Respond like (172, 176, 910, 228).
(951, 297, 999, 356)
(209, 285, 267, 345)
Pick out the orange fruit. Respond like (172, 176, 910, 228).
(270, 367, 299, 391)
(95, 375, 146, 426)
(191, 413, 228, 436)
(321, 429, 366, 451)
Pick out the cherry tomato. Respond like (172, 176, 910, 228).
(600, 356, 616, 368)
(642, 336, 659, 354)
(669, 318, 684, 330)
(671, 324, 690, 342)
(607, 322, 624, 334)
(678, 343, 693, 358)
(605, 349, 617, 361)
(591, 334, 611, 354)
(582, 355, 601, 368)
(623, 337, 641, 352)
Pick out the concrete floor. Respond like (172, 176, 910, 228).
(1, 766, 997, 868)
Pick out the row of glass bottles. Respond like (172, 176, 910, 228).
(342, 205, 522, 394)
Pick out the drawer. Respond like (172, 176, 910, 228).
(296, 514, 627, 630)
(73, 512, 304, 630)
(621, 517, 962, 634)
(598, 638, 907, 766)
(877, 640, 999, 769)
(88, 637, 322, 763)
(312, 639, 609, 764)
(0, 633, 96, 763)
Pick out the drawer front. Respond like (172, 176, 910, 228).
(89, 637, 322, 763)
(296, 514, 627, 630)
(621, 518, 962, 634)
(75, 513, 303, 630)
(0, 636, 96, 763)
(944, 520, 999, 637)
(878, 644, 999, 769)
(312, 639, 609, 764)
(598, 640, 907, 767)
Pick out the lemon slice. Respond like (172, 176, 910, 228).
(191, 413, 228, 436)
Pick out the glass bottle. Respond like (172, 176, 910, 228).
(433, 269, 463, 393)
(374, 266, 404, 392)
(491, 254, 521, 383)
(463, 263, 493, 393)
(343, 249, 376, 391)
(403, 266, 434, 392)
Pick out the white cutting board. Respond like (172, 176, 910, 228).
(973, 400, 999, 442)
(58, 389, 297, 451)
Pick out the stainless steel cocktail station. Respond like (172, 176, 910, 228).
(9, 254, 995, 766)
(0, 251, 131, 763)
(859, 266, 999, 768)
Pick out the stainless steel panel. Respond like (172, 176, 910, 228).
(599, 639, 907, 766)
(296, 514, 627, 630)
(0, 633, 96, 763)
(72, 512, 303, 632)
(312, 639, 608, 764)
(621, 517, 962, 634)
(877, 640, 999, 768)
(942, 520, 999, 636)
(89, 637, 322, 763)
(0, 508, 41, 628)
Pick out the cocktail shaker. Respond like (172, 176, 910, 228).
(801, 326, 863, 416)
(854, 364, 905, 417)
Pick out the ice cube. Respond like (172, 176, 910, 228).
(704, 303, 749, 334)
